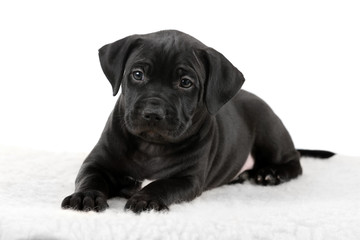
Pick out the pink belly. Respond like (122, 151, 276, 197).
(231, 153, 255, 181)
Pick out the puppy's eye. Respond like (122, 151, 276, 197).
(179, 78, 193, 88)
(132, 70, 144, 81)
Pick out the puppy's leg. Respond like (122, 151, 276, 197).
(61, 162, 112, 212)
(254, 154, 302, 186)
(241, 95, 303, 186)
(249, 150, 302, 186)
(124, 177, 201, 213)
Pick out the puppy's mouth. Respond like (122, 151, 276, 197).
(125, 116, 187, 143)
(133, 127, 184, 143)
(139, 131, 165, 142)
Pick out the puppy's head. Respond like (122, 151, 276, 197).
(99, 30, 245, 143)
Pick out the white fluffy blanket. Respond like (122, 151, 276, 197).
(0, 147, 359, 240)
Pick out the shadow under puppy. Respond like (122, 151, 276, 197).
(62, 30, 319, 213)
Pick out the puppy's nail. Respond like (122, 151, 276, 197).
(257, 175, 263, 182)
(265, 174, 273, 182)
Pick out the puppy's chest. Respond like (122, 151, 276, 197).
(128, 145, 180, 179)
(126, 141, 199, 181)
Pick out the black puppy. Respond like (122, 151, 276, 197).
(61, 30, 332, 213)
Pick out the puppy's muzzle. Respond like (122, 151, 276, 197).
(136, 97, 169, 125)
(125, 96, 187, 142)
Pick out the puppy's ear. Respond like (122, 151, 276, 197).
(202, 48, 245, 115)
(99, 35, 139, 96)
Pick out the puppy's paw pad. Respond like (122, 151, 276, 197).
(61, 190, 109, 212)
(124, 194, 169, 213)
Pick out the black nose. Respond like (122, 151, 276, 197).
(142, 108, 165, 122)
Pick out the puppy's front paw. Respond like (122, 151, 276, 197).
(124, 193, 169, 214)
(61, 190, 109, 212)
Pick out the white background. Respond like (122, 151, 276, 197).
(0, 0, 359, 156)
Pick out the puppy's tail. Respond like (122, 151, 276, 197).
(297, 149, 335, 159)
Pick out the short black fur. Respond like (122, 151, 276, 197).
(297, 149, 335, 159)
(61, 30, 331, 213)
